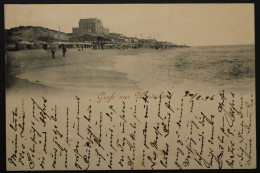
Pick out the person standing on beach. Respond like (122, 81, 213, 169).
(62, 45, 67, 57)
(51, 48, 56, 59)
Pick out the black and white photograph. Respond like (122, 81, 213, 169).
(5, 4, 255, 94)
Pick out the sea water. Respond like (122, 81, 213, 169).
(112, 44, 255, 93)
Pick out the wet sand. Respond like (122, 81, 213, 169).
(6, 48, 144, 95)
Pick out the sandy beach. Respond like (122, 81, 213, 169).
(5, 45, 255, 97)
(6, 48, 142, 95)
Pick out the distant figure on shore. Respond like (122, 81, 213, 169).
(62, 45, 67, 57)
(81, 44, 84, 51)
(51, 48, 56, 59)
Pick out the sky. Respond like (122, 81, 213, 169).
(5, 4, 255, 46)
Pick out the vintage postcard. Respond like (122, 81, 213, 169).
(5, 4, 255, 170)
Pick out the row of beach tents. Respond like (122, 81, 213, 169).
(11, 41, 136, 50)
(7, 40, 181, 51)
(9, 41, 94, 51)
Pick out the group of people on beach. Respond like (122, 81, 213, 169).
(51, 43, 90, 58)
(51, 42, 93, 58)
(51, 44, 67, 59)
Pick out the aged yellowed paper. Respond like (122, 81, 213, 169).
(5, 4, 255, 170)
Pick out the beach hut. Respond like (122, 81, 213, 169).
(92, 42, 102, 50)
(75, 42, 79, 47)
(16, 41, 36, 50)
(49, 42, 60, 49)
(58, 42, 67, 49)
(26, 42, 35, 49)
(68, 42, 74, 48)
(84, 42, 92, 48)
(61, 42, 68, 48)
(65, 42, 70, 48)
(79, 42, 84, 49)
(35, 41, 48, 50)
(103, 44, 114, 49)
(16, 41, 27, 50)
(58, 42, 65, 49)
(75, 42, 84, 50)
(42, 42, 48, 50)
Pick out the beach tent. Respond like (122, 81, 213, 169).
(65, 42, 69, 48)
(42, 42, 48, 50)
(103, 44, 114, 49)
(58, 42, 65, 49)
(35, 41, 48, 50)
(66, 42, 73, 48)
(83, 42, 93, 48)
(26, 42, 35, 49)
(59, 42, 72, 49)
(78, 42, 84, 48)
(16, 41, 27, 50)
(49, 42, 60, 49)
(16, 41, 36, 50)
(74, 42, 84, 50)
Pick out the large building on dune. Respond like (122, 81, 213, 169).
(72, 18, 109, 36)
